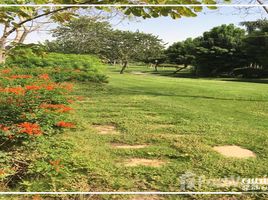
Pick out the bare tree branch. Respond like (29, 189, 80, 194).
(256, 0, 268, 14)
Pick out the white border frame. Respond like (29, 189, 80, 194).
(0, 4, 268, 7)
(0, 2, 267, 196)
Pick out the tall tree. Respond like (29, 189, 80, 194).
(194, 24, 247, 76)
(47, 17, 113, 55)
(241, 19, 268, 69)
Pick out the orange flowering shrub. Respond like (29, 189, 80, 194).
(0, 68, 76, 144)
(0, 67, 88, 191)
(18, 122, 42, 136)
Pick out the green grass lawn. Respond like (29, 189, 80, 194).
(46, 66, 268, 199)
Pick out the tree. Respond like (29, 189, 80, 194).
(48, 17, 165, 73)
(103, 30, 165, 74)
(0, 0, 229, 64)
(46, 17, 113, 55)
(241, 19, 268, 70)
(194, 24, 247, 76)
(165, 38, 198, 73)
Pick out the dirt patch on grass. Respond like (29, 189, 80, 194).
(123, 158, 166, 167)
(130, 195, 162, 200)
(111, 144, 149, 149)
(213, 145, 256, 158)
(92, 124, 119, 135)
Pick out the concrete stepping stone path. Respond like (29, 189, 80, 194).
(92, 124, 120, 135)
(213, 145, 256, 158)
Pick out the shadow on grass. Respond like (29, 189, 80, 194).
(222, 78, 268, 85)
(106, 86, 268, 102)
(148, 70, 198, 79)
(146, 71, 268, 85)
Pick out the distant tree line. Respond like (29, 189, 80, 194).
(46, 18, 267, 77)
(165, 19, 268, 78)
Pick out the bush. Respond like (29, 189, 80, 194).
(0, 68, 76, 143)
(6, 45, 107, 83)
(1, 66, 107, 83)
(231, 67, 268, 78)
(0, 68, 79, 188)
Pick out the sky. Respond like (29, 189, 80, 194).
(26, 6, 267, 46)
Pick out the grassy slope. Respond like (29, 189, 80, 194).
(64, 66, 268, 199)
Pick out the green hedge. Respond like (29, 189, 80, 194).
(5, 52, 108, 83)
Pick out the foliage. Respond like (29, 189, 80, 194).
(47, 18, 165, 73)
(241, 19, 268, 70)
(106, 30, 165, 65)
(193, 24, 247, 76)
(165, 21, 268, 78)
(47, 17, 113, 55)
(0, 68, 91, 191)
(0, 68, 75, 142)
(0, 0, 230, 65)
(5, 48, 108, 83)
(165, 38, 198, 67)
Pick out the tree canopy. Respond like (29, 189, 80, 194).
(241, 19, 268, 70)
(46, 17, 165, 73)
(165, 38, 197, 68)
(194, 24, 247, 76)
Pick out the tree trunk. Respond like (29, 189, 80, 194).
(174, 64, 188, 74)
(154, 63, 159, 72)
(120, 61, 128, 74)
(0, 38, 7, 64)
(0, 49, 5, 64)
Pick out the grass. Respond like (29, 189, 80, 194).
(7, 65, 268, 199)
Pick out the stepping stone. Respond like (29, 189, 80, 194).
(130, 196, 162, 200)
(111, 144, 149, 149)
(123, 158, 166, 167)
(92, 124, 119, 135)
(213, 145, 256, 158)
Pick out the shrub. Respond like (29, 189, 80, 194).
(0, 67, 88, 191)
(0, 69, 75, 144)
(6, 46, 107, 83)
(1, 66, 107, 83)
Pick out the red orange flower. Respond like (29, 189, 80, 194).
(39, 74, 50, 80)
(17, 122, 42, 135)
(1, 69, 11, 74)
(56, 121, 75, 128)
(5, 87, 25, 95)
(25, 85, 42, 91)
(10, 75, 32, 79)
(0, 125, 10, 132)
(44, 84, 55, 91)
